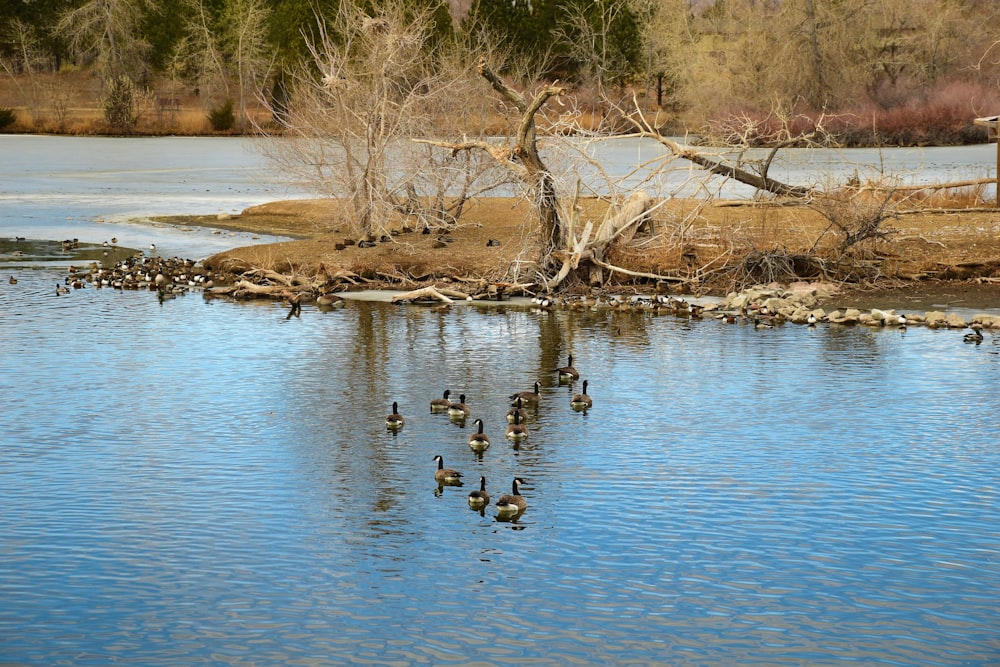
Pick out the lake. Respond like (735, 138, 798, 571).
(1, 135, 999, 666)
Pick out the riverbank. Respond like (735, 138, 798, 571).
(153, 196, 1000, 309)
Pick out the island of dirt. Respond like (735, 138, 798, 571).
(151, 196, 1000, 310)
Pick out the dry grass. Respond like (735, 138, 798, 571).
(178, 195, 1000, 295)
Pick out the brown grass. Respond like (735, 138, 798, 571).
(178, 195, 1000, 297)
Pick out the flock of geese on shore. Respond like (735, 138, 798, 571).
(384, 355, 591, 521)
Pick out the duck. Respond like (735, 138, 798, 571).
(570, 379, 593, 410)
(8, 276, 16, 285)
(897, 313, 908, 328)
(495, 477, 527, 518)
(447, 393, 471, 420)
(807, 313, 818, 326)
(555, 354, 579, 382)
(316, 293, 346, 308)
(505, 410, 528, 442)
(468, 476, 490, 509)
(510, 381, 541, 407)
(963, 326, 984, 344)
(754, 317, 773, 330)
(55, 283, 70, 295)
(385, 401, 405, 430)
(430, 389, 452, 413)
(433, 455, 463, 485)
(467, 419, 491, 452)
(506, 397, 527, 424)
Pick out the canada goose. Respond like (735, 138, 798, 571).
(505, 410, 528, 441)
(555, 354, 579, 381)
(510, 381, 541, 406)
(506, 397, 527, 424)
(433, 455, 463, 485)
(385, 401, 405, 430)
(963, 326, 984, 344)
(468, 476, 490, 509)
(496, 477, 527, 518)
(570, 380, 593, 410)
(430, 389, 452, 413)
(448, 393, 471, 419)
(468, 419, 491, 452)
(55, 283, 70, 295)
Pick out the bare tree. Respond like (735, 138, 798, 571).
(176, 0, 272, 129)
(0, 20, 49, 123)
(55, 0, 156, 83)
(263, 2, 504, 239)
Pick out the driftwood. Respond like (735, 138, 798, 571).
(391, 286, 468, 303)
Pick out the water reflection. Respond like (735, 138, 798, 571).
(2, 268, 999, 666)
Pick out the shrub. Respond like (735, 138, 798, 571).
(103, 75, 139, 133)
(0, 107, 16, 129)
(208, 99, 235, 132)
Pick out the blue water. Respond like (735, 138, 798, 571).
(1, 272, 998, 666)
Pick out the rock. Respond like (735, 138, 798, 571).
(924, 311, 948, 328)
(944, 313, 968, 329)
(971, 314, 1000, 329)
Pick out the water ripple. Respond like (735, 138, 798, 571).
(2, 272, 998, 666)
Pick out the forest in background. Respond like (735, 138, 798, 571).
(1, 0, 999, 143)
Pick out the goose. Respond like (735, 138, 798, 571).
(510, 381, 541, 406)
(385, 401, 405, 430)
(505, 410, 528, 442)
(570, 380, 593, 410)
(506, 397, 527, 424)
(448, 393, 471, 420)
(963, 326, 984, 344)
(433, 455, 463, 485)
(468, 476, 490, 509)
(467, 419, 491, 452)
(496, 478, 527, 518)
(555, 355, 579, 382)
(430, 389, 452, 413)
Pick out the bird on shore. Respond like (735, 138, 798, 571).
(468, 419, 491, 452)
(496, 477, 527, 519)
(385, 401, 405, 430)
(570, 380, 593, 410)
(433, 455, 463, 486)
(555, 354, 579, 382)
(510, 381, 541, 407)
(468, 476, 490, 510)
(430, 389, 452, 413)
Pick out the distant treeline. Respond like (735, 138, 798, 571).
(2, 0, 999, 142)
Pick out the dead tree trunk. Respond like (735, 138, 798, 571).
(416, 59, 567, 271)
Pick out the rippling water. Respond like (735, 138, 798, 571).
(2, 269, 998, 666)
